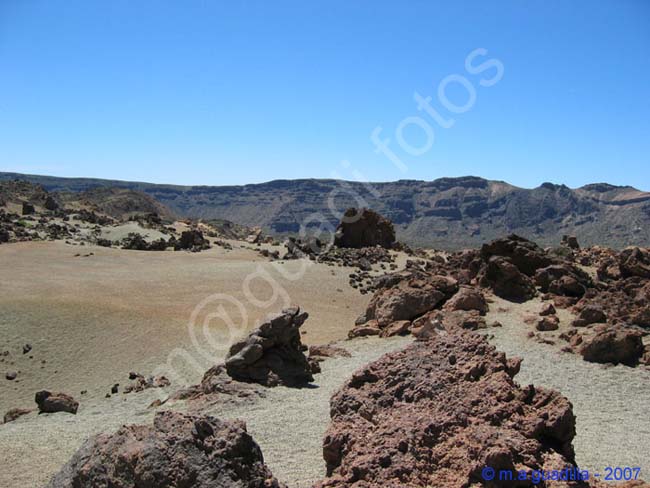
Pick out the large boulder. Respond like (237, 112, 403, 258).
(355, 273, 458, 328)
(46, 411, 284, 488)
(480, 234, 553, 276)
(225, 307, 313, 387)
(35, 390, 78, 415)
(334, 208, 395, 249)
(534, 264, 592, 297)
(315, 331, 578, 488)
(578, 325, 644, 366)
(175, 229, 210, 251)
(478, 256, 537, 302)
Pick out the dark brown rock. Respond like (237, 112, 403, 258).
(536, 315, 560, 331)
(225, 307, 313, 387)
(46, 411, 285, 488)
(480, 234, 553, 276)
(478, 256, 537, 302)
(540, 303, 557, 316)
(334, 208, 395, 249)
(35, 390, 79, 414)
(578, 325, 644, 366)
(571, 305, 607, 327)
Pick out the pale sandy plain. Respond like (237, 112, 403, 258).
(1, 240, 649, 487)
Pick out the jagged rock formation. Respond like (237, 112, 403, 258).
(46, 411, 285, 488)
(225, 307, 314, 387)
(315, 330, 579, 488)
(4, 172, 649, 250)
(333, 208, 396, 249)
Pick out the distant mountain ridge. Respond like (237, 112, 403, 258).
(1, 171, 649, 249)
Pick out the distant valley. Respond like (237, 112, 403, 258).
(2, 171, 649, 249)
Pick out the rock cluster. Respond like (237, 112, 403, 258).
(46, 411, 285, 488)
(333, 207, 396, 249)
(174, 229, 211, 251)
(225, 307, 314, 387)
(316, 331, 578, 488)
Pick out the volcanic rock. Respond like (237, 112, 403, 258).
(442, 285, 488, 315)
(478, 256, 537, 302)
(35, 390, 79, 415)
(480, 234, 553, 276)
(356, 273, 458, 331)
(334, 208, 395, 249)
(225, 306, 313, 387)
(536, 315, 560, 331)
(618, 246, 650, 279)
(540, 303, 557, 316)
(571, 305, 607, 327)
(315, 331, 578, 488)
(175, 229, 210, 251)
(46, 411, 284, 488)
(578, 325, 644, 366)
(3, 407, 33, 424)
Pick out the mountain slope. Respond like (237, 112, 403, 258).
(1, 172, 649, 249)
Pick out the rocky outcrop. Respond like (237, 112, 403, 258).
(46, 411, 284, 488)
(618, 247, 650, 279)
(478, 256, 536, 302)
(535, 264, 592, 297)
(35, 390, 78, 415)
(334, 208, 395, 249)
(175, 229, 210, 251)
(316, 331, 578, 488)
(480, 234, 553, 276)
(225, 307, 313, 387)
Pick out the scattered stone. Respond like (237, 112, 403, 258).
(22, 344, 32, 354)
(539, 302, 557, 316)
(536, 315, 560, 331)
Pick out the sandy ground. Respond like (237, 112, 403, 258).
(0, 241, 369, 414)
(484, 296, 650, 476)
(2, 241, 649, 487)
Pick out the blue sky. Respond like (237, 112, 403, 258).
(0, 0, 648, 189)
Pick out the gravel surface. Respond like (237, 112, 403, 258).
(484, 296, 650, 476)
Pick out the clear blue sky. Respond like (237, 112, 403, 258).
(1, 0, 648, 189)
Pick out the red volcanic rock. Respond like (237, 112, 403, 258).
(379, 320, 411, 338)
(355, 273, 458, 328)
(46, 411, 284, 488)
(35, 390, 78, 415)
(480, 234, 553, 276)
(618, 246, 650, 279)
(578, 324, 644, 366)
(442, 285, 488, 315)
(536, 315, 560, 331)
(534, 264, 592, 298)
(315, 331, 578, 488)
(309, 344, 352, 359)
(571, 305, 607, 327)
(334, 208, 396, 249)
(478, 256, 537, 302)
(225, 307, 313, 387)
(540, 303, 557, 316)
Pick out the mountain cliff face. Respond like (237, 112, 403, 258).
(2, 172, 649, 249)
